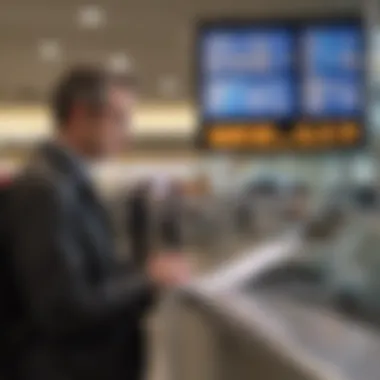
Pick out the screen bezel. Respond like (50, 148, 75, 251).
(194, 14, 367, 154)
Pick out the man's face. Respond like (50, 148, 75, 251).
(81, 85, 135, 158)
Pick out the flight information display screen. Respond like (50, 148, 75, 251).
(196, 17, 365, 152)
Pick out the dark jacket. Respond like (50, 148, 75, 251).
(128, 191, 151, 268)
(160, 196, 183, 250)
(9, 142, 154, 380)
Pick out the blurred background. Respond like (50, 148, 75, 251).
(0, 0, 379, 254)
(1, 0, 380, 380)
(0, 0, 378, 184)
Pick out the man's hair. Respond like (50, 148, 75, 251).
(51, 66, 135, 127)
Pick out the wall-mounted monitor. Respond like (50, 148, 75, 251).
(196, 16, 366, 152)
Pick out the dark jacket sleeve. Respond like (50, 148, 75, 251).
(10, 177, 155, 338)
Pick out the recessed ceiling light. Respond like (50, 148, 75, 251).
(158, 75, 180, 98)
(107, 53, 132, 73)
(38, 39, 62, 62)
(77, 5, 106, 29)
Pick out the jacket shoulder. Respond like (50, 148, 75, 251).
(13, 153, 70, 204)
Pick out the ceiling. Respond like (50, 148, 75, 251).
(0, 0, 362, 103)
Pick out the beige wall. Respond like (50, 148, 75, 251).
(0, 102, 196, 144)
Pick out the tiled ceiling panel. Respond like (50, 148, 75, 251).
(0, 0, 361, 102)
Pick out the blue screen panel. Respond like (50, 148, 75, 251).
(202, 76, 296, 118)
(302, 26, 363, 117)
(202, 29, 293, 75)
(302, 76, 362, 117)
(303, 27, 362, 74)
(200, 28, 295, 119)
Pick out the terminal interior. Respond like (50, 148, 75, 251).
(1, 0, 380, 380)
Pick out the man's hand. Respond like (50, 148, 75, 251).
(146, 254, 192, 289)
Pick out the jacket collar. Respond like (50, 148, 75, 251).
(38, 141, 92, 189)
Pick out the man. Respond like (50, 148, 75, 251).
(9, 67, 190, 380)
